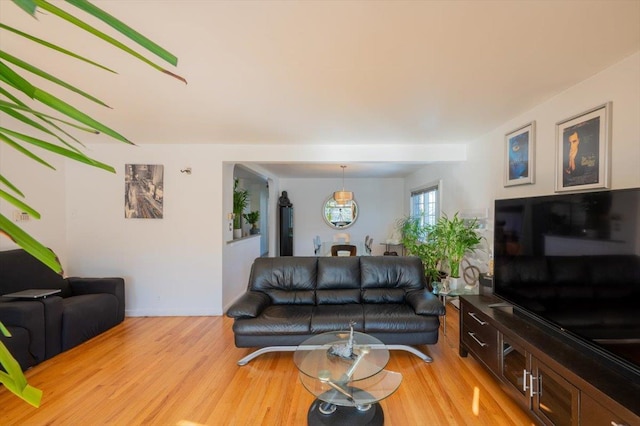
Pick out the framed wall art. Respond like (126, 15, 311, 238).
(124, 164, 164, 219)
(504, 121, 535, 187)
(555, 102, 611, 192)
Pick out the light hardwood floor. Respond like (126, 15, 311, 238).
(0, 303, 533, 425)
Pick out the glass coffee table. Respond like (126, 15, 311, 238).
(293, 328, 402, 426)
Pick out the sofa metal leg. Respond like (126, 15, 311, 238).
(380, 345, 433, 362)
(237, 344, 433, 365)
(237, 346, 297, 366)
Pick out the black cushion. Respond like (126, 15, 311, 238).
(310, 304, 364, 333)
(249, 257, 317, 305)
(363, 304, 439, 333)
(233, 305, 313, 335)
(61, 294, 119, 351)
(0, 249, 71, 297)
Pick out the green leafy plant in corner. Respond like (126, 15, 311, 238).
(0, 0, 185, 273)
(397, 215, 446, 283)
(0, 0, 184, 407)
(438, 213, 482, 278)
(233, 179, 249, 230)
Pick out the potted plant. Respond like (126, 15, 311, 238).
(233, 179, 249, 239)
(397, 215, 447, 285)
(243, 210, 260, 235)
(438, 213, 482, 290)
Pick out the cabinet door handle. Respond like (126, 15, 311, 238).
(610, 422, 628, 426)
(522, 369, 528, 393)
(468, 332, 488, 347)
(530, 374, 539, 397)
(468, 312, 488, 325)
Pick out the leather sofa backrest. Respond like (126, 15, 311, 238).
(247, 256, 428, 305)
(360, 256, 425, 303)
(0, 249, 72, 297)
(316, 257, 361, 304)
(249, 257, 317, 305)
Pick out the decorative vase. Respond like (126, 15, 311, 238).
(250, 227, 260, 235)
(233, 229, 242, 239)
(448, 276, 460, 291)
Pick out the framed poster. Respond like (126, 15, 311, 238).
(555, 102, 611, 192)
(124, 164, 164, 218)
(504, 121, 535, 187)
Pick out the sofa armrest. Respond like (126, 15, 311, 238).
(0, 301, 46, 363)
(227, 291, 271, 319)
(67, 277, 125, 322)
(406, 290, 446, 316)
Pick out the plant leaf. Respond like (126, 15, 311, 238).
(0, 23, 117, 73)
(0, 128, 116, 172)
(0, 50, 111, 107)
(0, 213, 62, 273)
(65, 0, 178, 66)
(9, 0, 36, 15)
(0, 174, 25, 198)
(34, 0, 186, 84)
(0, 189, 41, 219)
(0, 131, 56, 170)
(0, 59, 35, 98)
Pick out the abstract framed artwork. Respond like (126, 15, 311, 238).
(504, 121, 535, 187)
(124, 164, 164, 218)
(555, 102, 611, 192)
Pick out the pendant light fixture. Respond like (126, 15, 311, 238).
(333, 165, 353, 204)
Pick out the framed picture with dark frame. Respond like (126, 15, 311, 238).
(504, 121, 535, 187)
(555, 102, 611, 192)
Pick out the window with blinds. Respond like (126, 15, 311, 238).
(410, 184, 439, 228)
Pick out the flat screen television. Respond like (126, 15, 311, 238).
(493, 187, 640, 378)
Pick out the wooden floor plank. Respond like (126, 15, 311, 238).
(0, 303, 533, 425)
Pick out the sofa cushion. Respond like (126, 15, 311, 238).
(0, 326, 36, 370)
(310, 304, 364, 333)
(316, 257, 361, 304)
(249, 257, 317, 305)
(363, 304, 439, 333)
(61, 294, 120, 351)
(0, 249, 71, 297)
(232, 305, 313, 335)
(360, 257, 425, 303)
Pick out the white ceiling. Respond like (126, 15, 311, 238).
(1, 1, 639, 178)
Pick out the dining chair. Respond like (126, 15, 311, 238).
(331, 244, 357, 256)
(333, 233, 351, 243)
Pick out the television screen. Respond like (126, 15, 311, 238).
(494, 187, 640, 375)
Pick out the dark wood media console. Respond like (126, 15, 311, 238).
(459, 294, 639, 426)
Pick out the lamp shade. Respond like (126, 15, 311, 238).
(333, 191, 353, 204)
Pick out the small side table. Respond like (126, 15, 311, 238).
(435, 286, 479, 335)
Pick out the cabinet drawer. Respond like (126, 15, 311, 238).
(580, 392, 637, 426)
(461, 308, 499, 372)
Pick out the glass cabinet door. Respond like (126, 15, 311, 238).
(500, 335, 531, 408)
(532, 359, 579, 426)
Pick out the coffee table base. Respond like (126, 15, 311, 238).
(307, 399, 384, 426)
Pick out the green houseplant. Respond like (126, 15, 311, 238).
(233, 179, 248, 238)
(243, 210, 260, 234)
(397, 215, 446, 284)
(438, 213, 482, 287)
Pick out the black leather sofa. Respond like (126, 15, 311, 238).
(0, 249, 125, 370)
(227, 256, 445, 365)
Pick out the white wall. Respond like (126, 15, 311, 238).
(279, 177, 405, 256)
(405, 52, 640, 225)
(0, 145, 68, 267)
(4, 52, 637, 317)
